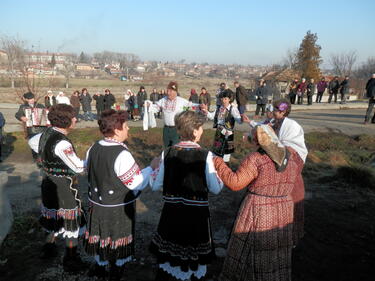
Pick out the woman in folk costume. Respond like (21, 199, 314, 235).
(214, 125, 304, 281)
(201, 90, 243, 162)
(28, 104, 86, 272)
(271, 98, 308, 246)
(150, 111, 223, 281)
(84, 109, 157, 281)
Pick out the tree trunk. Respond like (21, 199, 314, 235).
(11, 78, 14, 88)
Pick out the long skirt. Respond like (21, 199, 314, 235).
(292, 174, 305, 246)
(220, 193, 294, 281)
(84, 201, 135, 266)
(150, 202, 215, 280)
(212, 128, 234, 157)
(40, 175, 85, 238)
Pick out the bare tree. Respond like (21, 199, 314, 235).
(282, 48, 298, 69)
(60, 62, 75, 88)
(0, 35, 26, 88)
(329, 50, 357, 77)
(353, 57, 375, 80)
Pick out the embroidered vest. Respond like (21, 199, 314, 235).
(163, 146, 209, 204)
(39, 127, 76, 177)
(213, 105, 235, 130)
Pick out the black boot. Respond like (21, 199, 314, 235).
(109, 263, 124, 281)
(40, 242, 58, 259)
(63, 246, 87, 273)
(88, 263, 107, 279)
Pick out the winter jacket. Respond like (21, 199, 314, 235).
(306, 83, 315, 96)
(254, 85, 268, 105)
(80, 93, 92, 112)
(340, 79, 350, 95)
(317, 81, 328, 93)
(366, 78, 375, 98)
(189, 94, 199, 103)
(235, 85, 248, 106)
(103, 93, 116, 110)
(199, 93, 211, 107)
(329, 80, 340, 93)
(93, 94, 104, 110)
(70, 95, 81, 108)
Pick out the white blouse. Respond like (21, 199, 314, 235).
(86, 139, 152, 191)
(152, 96, 191, 126)
(150, 141, 223, 194)
(206, 104, 242, 125)
(28, 128, 84, 173)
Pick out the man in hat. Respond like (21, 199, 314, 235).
(15, 92, 47, 139)
(149, 81, 191, 147)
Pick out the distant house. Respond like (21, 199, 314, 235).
(163, 68, 176, 77)
(75, 63, 94, 71)
(26, 52, 72, 64)
(261, 68, 301, 95)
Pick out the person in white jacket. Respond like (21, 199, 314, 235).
(56, 91, 71, 105)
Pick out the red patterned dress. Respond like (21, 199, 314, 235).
(214, 148, 303, 281)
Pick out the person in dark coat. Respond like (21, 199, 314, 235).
(0, 112, 5, 162)
(45, 91, 56, 109)
(316, 77, 328, 103)
(328, 76, 340, 103)
(306, 78, 315, 105)
(288, 79, 299, 104)
(199, 87, 211, 109)
(138, 86, 147, 120)
(254, 80, 268, 116)
(234, 81, 248, 114)
(297, 78, 307, 105)
(103, 89, 116, 111)
(150, 88, 161, 118)
(15, 92, 47, 140)
(70, 91, 81, 121)
(189, 88, 199, 103)
(150, 88, 160, 103)
(339, 76, 350, 104)
(79, 88, 94, 121)
(93, 92, 104, 118)
(364, 73, 375, 124)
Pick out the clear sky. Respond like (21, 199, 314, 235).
(1, 0, 374, 66)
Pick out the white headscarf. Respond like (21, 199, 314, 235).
(278, 117, 308, 162)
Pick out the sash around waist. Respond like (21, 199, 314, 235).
(163, 196, 209, 206)
(248, 191, 289, 198)
(88, 197, 137, 207)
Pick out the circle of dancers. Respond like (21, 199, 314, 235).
(24, 80, 308, 281)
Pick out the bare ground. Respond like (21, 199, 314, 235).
(1, 129, 375, 281)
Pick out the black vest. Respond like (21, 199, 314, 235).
(39, 127, 76, 177)
(163, 146, 209, 201)
(213, 105, 235, 130)
(87, 142, 134, 206)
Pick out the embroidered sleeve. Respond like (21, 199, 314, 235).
(213, 153, 259, 191)
(114, 150, 152, 190)
(150, 151, 164, 191)
(54, 140, 85, 173)
(206, 109, 216, 120)
(28, 133, 42, 153)
(152, 98, 163, 112)
(205, 151, 223, 194)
